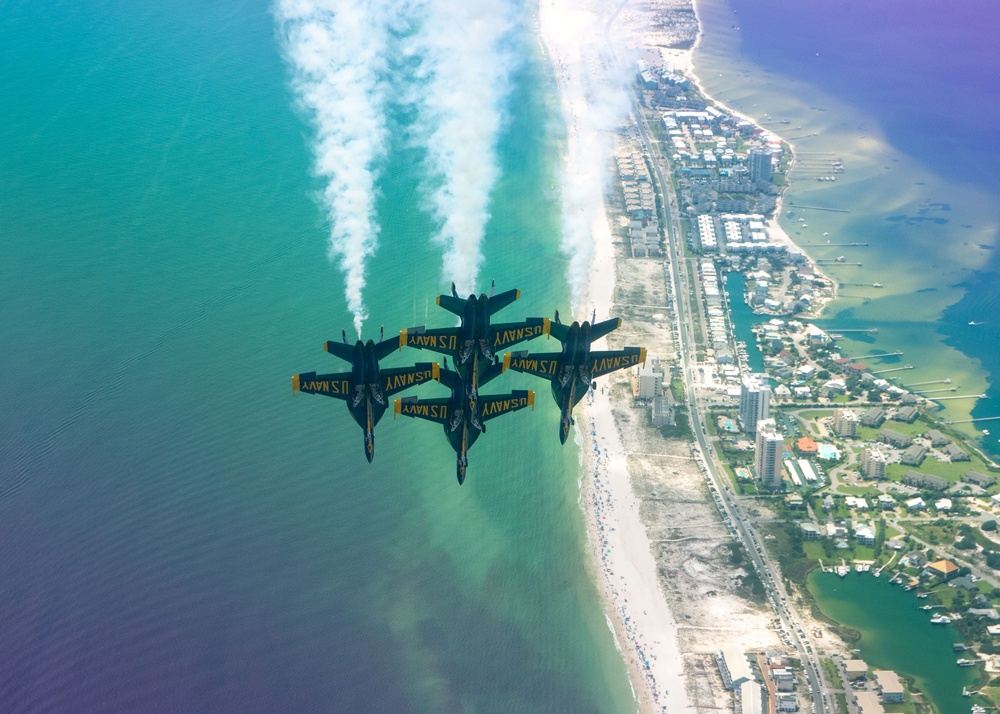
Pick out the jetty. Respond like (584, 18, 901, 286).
(935, 394, 988, 401)
(871, 365, 914, 374)
(943, 415, 1000, 425)
(904, 379, 952, 387)
(786, 202, 851, 213)
(825, 328, 877, 334)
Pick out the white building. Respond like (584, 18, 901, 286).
(740, 373, 771, 434)
(860, 448, 887, 480)
(755, 419, 784, 489)
(833, 409, 858, 438)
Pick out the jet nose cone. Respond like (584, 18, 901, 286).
(457, 466, 466, 485)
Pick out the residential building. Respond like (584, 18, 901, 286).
(860, 407, 886, 427)
(638, 359, 664, 399)
(748, 148, 773, 183)
(755, 419, 784, 489)
(878, 494, 895, 511)
(899, 444, 928, 466)
(964, 471, 995, 488)
(860, 448, 887, 480)
(905, 497, 926, 512)
(903, 470, 946, 490)
(878, 429, 911, 448)
(833, 408, 858, 437)
(893, 406, 919, 423)
(855, 691, 885, 714)
(843, 659, 868, 680)
(924, 429, 949, 447)
(800, 522, 820, 540)
(855, 524, 876, 547)
(874, 671, 903, 703)
(777, 693, 797, 712)
(740, 373, 771, 434)
(935, 498, 952, 512)
(943, 443, 969, 461)
(925, 559, 960, 580)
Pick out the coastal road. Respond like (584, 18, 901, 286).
(603, 20, 831, 711)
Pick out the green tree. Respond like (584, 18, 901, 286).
(983, 520, 998, 532)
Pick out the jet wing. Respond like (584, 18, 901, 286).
(588, 317, 622, 342)
(381, 362, 440, 397)
(491, 317, 549, 352)
(400, 326, 460, 355)
(394, 396, 451, 425)
(479, 390, 534, 422)
(590, 347, 647, 379)
(292, 371, 352, 399)
(502, 351, 562, 380)
(486, 288, 520, 315)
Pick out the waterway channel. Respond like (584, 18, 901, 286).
(808, 570, 979, 713)
(723, 272, 766, 373)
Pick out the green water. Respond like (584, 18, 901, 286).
(808, 571, 978, 713)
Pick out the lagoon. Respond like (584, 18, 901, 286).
(808, 571, 978, 714)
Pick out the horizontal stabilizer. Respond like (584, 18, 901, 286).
(436, 294, 467, 316)
(588, 317, 622, 342)
(486, 288, 519, 315)
(373, 333, 402, 361)
(323, 339, 355, 363)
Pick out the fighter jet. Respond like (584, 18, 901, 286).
(393, 362, 534, 484)
(293, 329, 439, 462)
(400, 281, 549, 387)
(502, 313, 646, 443)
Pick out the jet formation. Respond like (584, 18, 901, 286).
(293, 283, 646, 483)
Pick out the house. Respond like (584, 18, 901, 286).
(943, 443, 970, 462)
(893, 406, 919, 423)
(963, 471, 995, 488)
(855, 524, 876, 547)
(905, 497, 926, 512)
(777, 693, 797, 712)
(935, 498, 953, 512)
(899, 444, 928, 466)
(874, 670, 903, 704)
(786, 493, 805, 509)
(860, 407, 886, 427)
(903, 471, 947, 490)
(924, 429, 949, 447)
(878, 429, 911, 448)
(878, 494, 895, 511)
(904, 551, 927, 568)
(886, 538, 905, 550)
(797, 437, 818, 454)
(925, 559, 960, 580)
(800, 522, 821, 540)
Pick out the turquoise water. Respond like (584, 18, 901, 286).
(809, 572, 978, 713)
(0, 1, 635, 711)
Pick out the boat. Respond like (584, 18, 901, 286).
(916, 591, 929, 598)
(931, 615, 950, 624)
(983, 429, 990, 436)
(921, 605, 934, 610)
(957, 659, 978, 667)
(969, 321, 985, 326)
(872, 283, 883, 288)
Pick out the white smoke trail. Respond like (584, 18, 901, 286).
(275, 0, 392, 336)
(540, 2, 630, 313)
(401, 0, 519, 297)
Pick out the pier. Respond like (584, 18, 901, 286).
(871, 365, 914, 374)
(914, 388, 958, 395)
(839, 282, 883, 288)
(825, 328, 877, 334)
(935, 394, 987, 401)
(817, 260, 862, 266)
(865, 352, 904, 360)
(801, 242, 868, 247)
(904, 379, 951, 387)
(786, 202, 851, 213)
(943, 415, 1000, 425)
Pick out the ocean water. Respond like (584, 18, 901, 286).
(694, 0, 1000, 452)
(0, 1, 635, 711)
